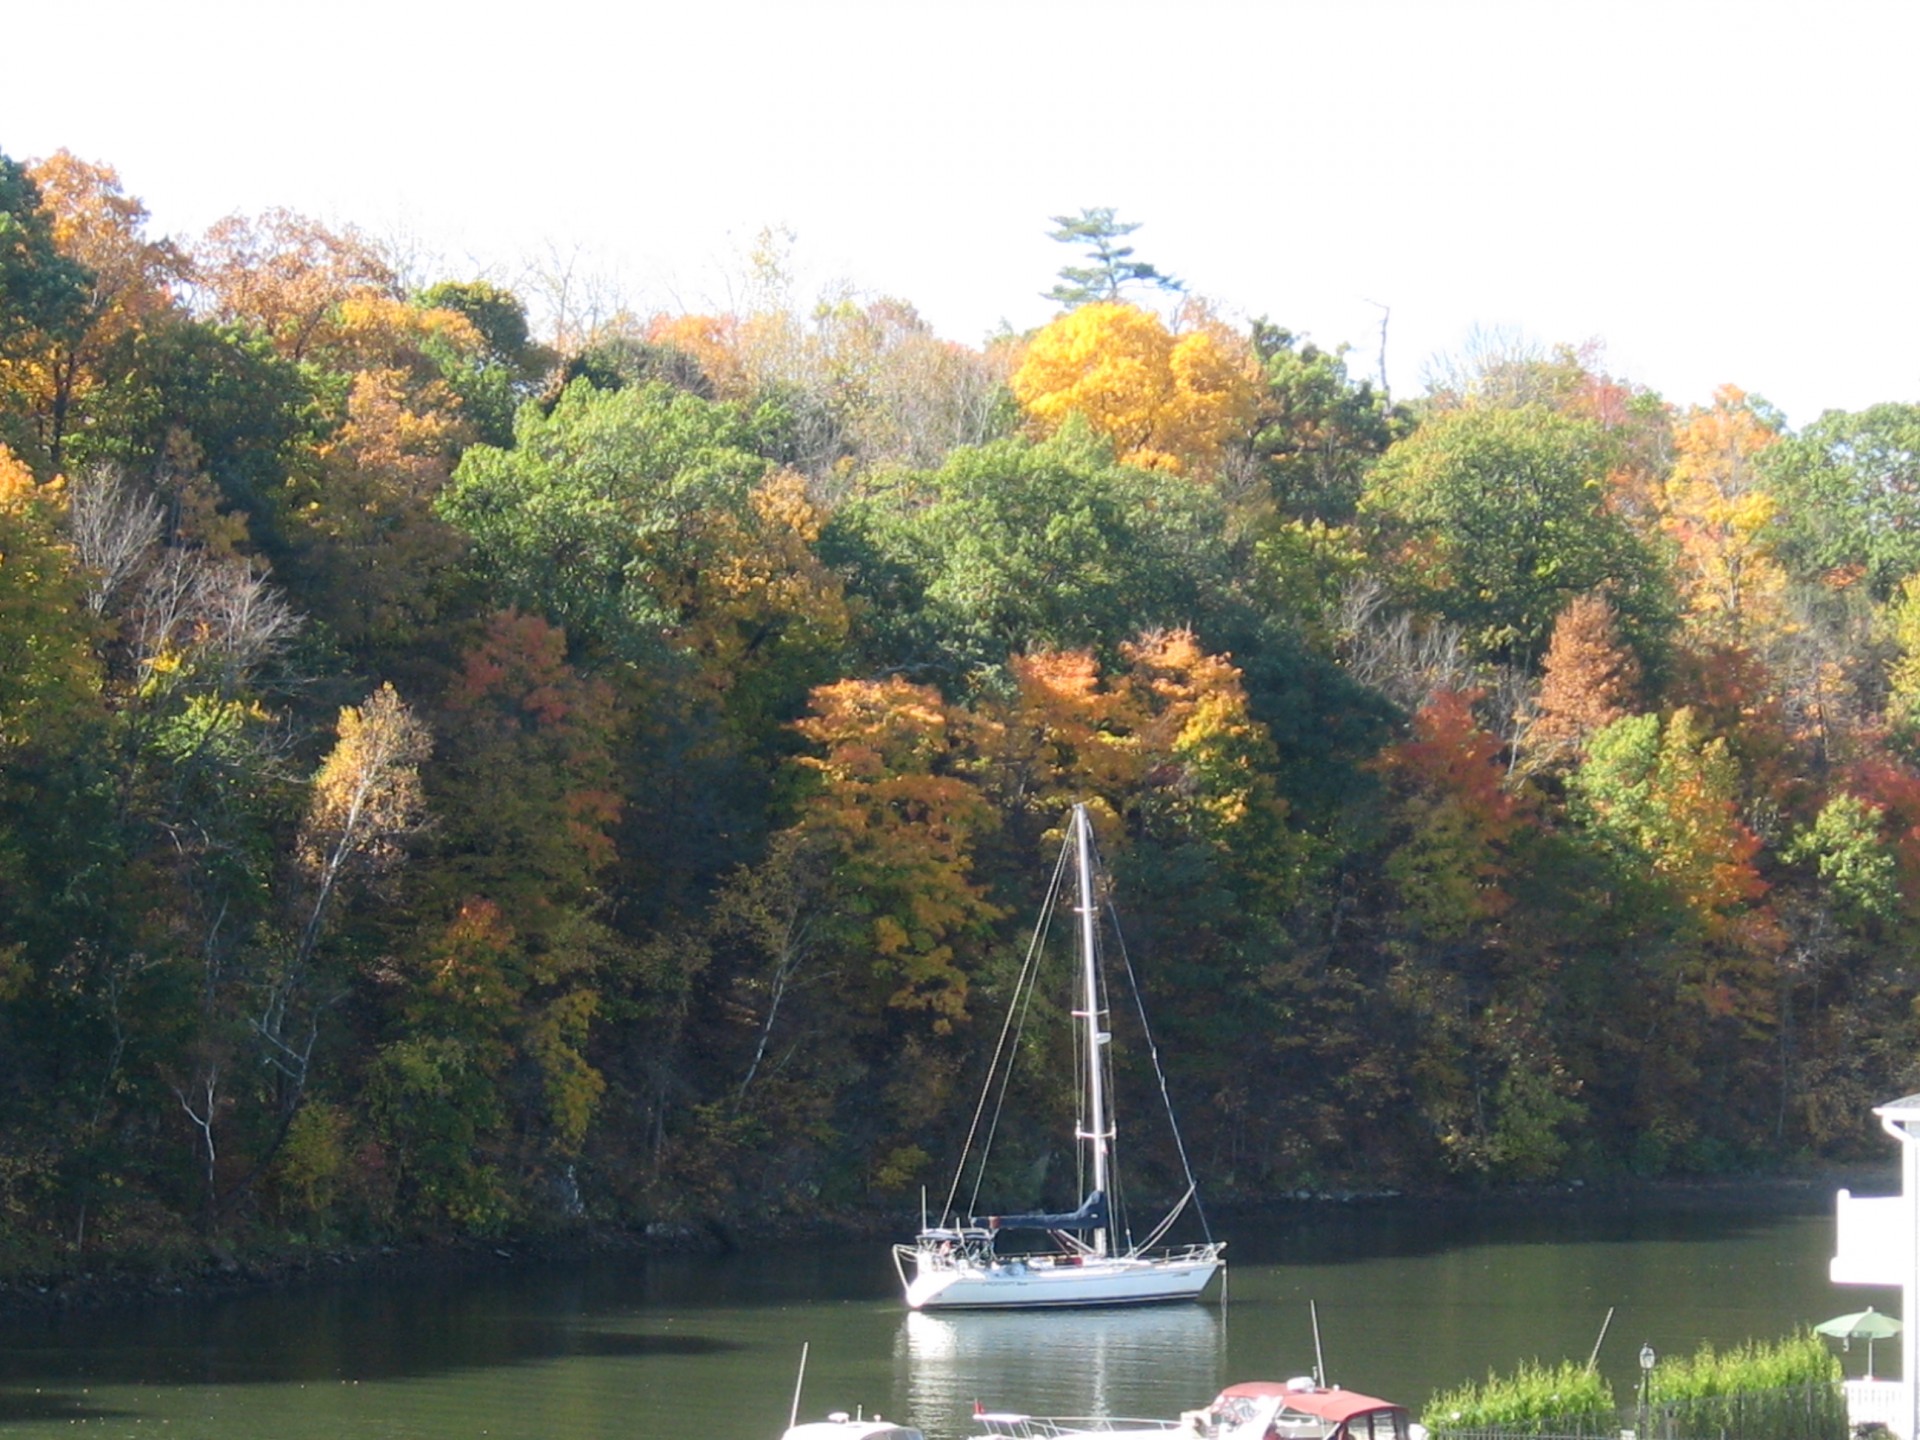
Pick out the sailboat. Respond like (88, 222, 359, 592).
(892, 803, 1225, 1310)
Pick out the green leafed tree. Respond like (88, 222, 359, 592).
(1360, 403, 1670, 665)
(0, 156, 89, 356)
(827, 426, 1229, 684)
(1784, 792, 1899, 926)
(436, 377, 770, 655)
(1759, 402, 1920, 600)
(415, 279, 549, 448)
(1248, 321, 1398, 524)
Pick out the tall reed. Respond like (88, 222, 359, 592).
(1423, 1359, 1616, 1434)
(1423, 1331, 1845, 1440)
(1645, 1330, 1845, 1440)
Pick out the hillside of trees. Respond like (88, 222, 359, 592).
(3, 157, 1918, 1268)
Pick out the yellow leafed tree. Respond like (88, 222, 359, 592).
(793, 676, 1000, 1031)
(0, 448, 97, 756)
(298, 682, 433, 948)
(1011, 302, 1255, 476)
(1659, 385, 1788, 643)
(1884, 574, 1920, 735)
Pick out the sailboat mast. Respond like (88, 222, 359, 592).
(1072, 804, 1111, 1257)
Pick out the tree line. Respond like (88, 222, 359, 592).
(2, 162, 1917, 1265)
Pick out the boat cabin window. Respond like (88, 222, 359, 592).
(1217, 1398, 1410, 1440)
(1324, 1409, 1409, 1440)
(1214, 1396, 1264, 1432)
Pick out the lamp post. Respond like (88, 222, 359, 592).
(1638, 1343, 1657, 1438)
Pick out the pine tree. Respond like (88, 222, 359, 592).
(1044, 206, 1182, 308)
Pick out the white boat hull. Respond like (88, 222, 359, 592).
(902, 1250, 1221, 1310)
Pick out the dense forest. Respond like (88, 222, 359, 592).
(3, 152, 1918, 1270)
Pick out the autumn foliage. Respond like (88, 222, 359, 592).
(4, 145, 1920, 1266)
(1528, 593, 1643, 771)
(1011, 302, 1256, 475)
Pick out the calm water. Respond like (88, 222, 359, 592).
(0, 1185, 1897, 1440)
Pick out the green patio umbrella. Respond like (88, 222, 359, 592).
(1816, 1307, 1902, 1378)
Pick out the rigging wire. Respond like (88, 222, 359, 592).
(1097, 828, 1218, 1247)
(943, 828, 1073, 1226)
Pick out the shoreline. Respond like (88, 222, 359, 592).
(0, 1164, 1894, 1324)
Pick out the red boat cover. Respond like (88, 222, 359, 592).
(1212, 1383, 1405, 1424)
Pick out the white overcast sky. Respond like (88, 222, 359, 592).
(6, 0, 1916, 428)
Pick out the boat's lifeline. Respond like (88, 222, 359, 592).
(901, 1241, 1223, 1310)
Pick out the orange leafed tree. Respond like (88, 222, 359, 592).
(193, 209, 399, 363)
(1011, 302, 1256, 475)
(646, 312, 749, 397)
(8, 153, 187, 471)
(442, 609, 621, 894)
(988, 631, 1292, 887)
(1527, 592, 1643, 773)
(402, 612, 622, 1163)
(1118, 628, 1286, 834)
(991, 647, 1149, 817)
(290, 291, 486, 648)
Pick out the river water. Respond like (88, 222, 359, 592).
(0, 1182, 1898, 1440)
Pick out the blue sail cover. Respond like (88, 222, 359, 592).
(986, 1190, 1109, 1233)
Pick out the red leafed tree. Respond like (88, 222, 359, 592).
(1374, 687, 1529, 939)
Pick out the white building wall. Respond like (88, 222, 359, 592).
(1832, 1097, 1920, 1440)
(1834, 1191, 1912, 1287)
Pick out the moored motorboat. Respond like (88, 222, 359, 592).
(971, 1378, 1416, 1440)
(972, 1411, 1193, 1439)
(782, 1413, 924, 1440)
(1201, 1381, 1416, 1440)
(779, 1343, 925, 1440)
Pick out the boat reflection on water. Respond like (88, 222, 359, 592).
(896, 1306, 1225, 1440)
